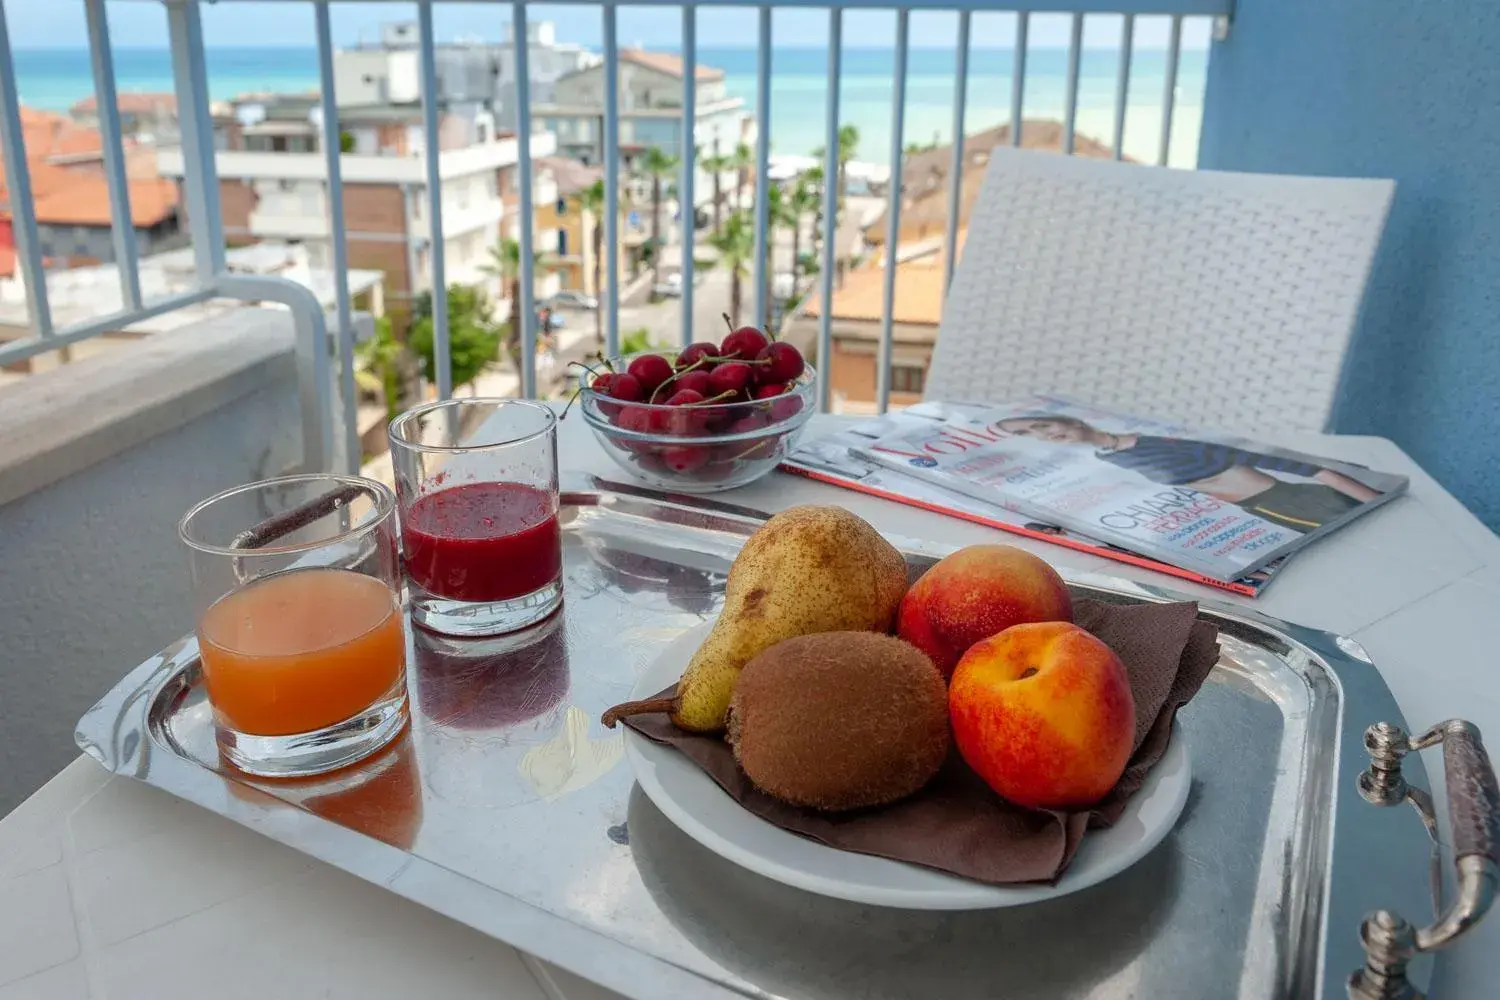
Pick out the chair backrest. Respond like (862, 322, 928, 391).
(926, 148, 1393, 434)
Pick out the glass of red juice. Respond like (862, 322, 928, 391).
(389, 398, 562, 636)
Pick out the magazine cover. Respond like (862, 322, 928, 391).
(781, 403, 1285, 597)
(847, 397, 1408, 584)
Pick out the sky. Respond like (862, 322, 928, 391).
(6, 2, 1213, 50)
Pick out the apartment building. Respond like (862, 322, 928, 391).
(334, 20, 596, 132)
(159, 93, 558, 327)
(537, 49, 751, 221)
(1, 108, 183, 275)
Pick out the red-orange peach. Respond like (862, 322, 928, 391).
(949, 621, 1135, 810)
(897, 545, 1073, 679)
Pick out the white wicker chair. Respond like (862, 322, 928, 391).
(927, 149, 1394, 434)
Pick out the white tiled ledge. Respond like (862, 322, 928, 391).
(0, 308, 296, 508)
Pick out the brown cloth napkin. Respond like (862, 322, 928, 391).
(622, 599, 1219, 885)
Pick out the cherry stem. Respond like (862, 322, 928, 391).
(559, 384, 584, 420)
(649, 355, 709, 403)
(722, 312, 733, 334)
(601, 697, 677, 728)
(689, 390, 740, 406)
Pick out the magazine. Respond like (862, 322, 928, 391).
(841, 397, 1407, 585)
(781, 403, 1287, 597)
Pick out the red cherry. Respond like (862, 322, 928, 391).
(755, 342, 805, 383)
(677, 342, 720, 370)
(708, 361, 755, 396)
(720, 326, 770, 361)
(770, 393, 804, 422)
(674, 370, 713, 397)
(752, 383, 784, 401)
(660, 444, 711, 473)
(727, 412, 772, 433)
(626, 354, 674, 395)
(599, 372, 644, 402)
(664, 389, 705, 406)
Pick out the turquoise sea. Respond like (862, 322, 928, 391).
(12, 45, 1205, 166)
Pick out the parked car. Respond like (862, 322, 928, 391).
(653, 273, 684, 299)
(545, 290, 599, 311)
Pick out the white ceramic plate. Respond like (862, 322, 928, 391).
(622, 624, 1192, 909)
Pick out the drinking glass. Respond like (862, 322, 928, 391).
(179, 474, 408, 778)
(388, 398, 562, 637)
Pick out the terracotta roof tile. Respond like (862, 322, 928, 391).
(619, 49, 723, 82)
(70, 92, 177, 116)
(802, 232, 966, 328)
(30, 176, 178, 228)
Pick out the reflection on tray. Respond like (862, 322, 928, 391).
(234, 735, 424, 851)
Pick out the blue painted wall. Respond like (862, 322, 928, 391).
(1199, 0, 1500, 529)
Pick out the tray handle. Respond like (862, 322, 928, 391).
(1348, 720, 1500, 999)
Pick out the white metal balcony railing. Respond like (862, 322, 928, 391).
(0, 0, 1230, 477)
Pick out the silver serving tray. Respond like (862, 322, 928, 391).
(76, 482, 1451, 1000)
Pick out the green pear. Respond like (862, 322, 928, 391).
(604, 505, 910, 733)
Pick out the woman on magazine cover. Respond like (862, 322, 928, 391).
(997, 414, 1381, 533)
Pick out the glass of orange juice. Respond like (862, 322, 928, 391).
(179, 474, 408, 777)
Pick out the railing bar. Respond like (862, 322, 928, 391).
(679, 5, 697, 349)
(1158, 13, 1182, 166)
(0, 289, 215, 367)
(417, 3, 452, 398)
(512, 0, 538, 399)
(168, 0, 224, 282)
(1112, 13, 1134, 160)
(84, 0, 142, 312)
(1009, 12, 1029, 147)
(602, 7, 620, 357)
(0, 0, 53, 338)
(315, 3, 359, 474)
(876, 7, 909, 415)
(942, 9, 969, 294)
(816, 7, 841, 414)
(752, 5, 772, 330)
(1062, 12, 1083, 155)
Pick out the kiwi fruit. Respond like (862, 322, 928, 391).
(726, 631, 950, 812)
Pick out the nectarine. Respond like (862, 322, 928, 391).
(898, 545, 1073, 679)
(949, 621, 1135, 810)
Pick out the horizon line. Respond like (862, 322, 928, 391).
(14, 42, 1209, 52)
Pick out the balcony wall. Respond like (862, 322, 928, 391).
(0, 309, 306, 814)
(1199, 0, 1500, 530)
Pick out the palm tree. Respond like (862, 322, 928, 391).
(705, 211, 754, 328)
(480, 236, 545, 379)
(765, 183, 797, 332)
(572, 179, 607, 347)
(700, 148, 729, 233)
(835, 124, 859, 287)
(640, 146, 678, 290)
(729, 141, 753, 213)
(789, 172, 820, 288)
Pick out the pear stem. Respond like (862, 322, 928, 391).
(600, 697, 677, 728)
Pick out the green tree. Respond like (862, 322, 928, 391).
(789, 172, 820, 287)
(729, 141, 753, 213)
(407, 284, 502, 388)
(359, 286, 499, 418)
(836, 125, 860, 289)
(699, 147, 729, 234)
(481, 237, 550, 379)
(705, 211, 754, 328)
(765, 183, 798, 333)
(620, 327, 656, 355)
(573, 179, 607, 347)
(639, 146, 679, 291)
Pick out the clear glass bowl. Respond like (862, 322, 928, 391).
(578, 361, 816, 493)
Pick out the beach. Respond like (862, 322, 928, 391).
(13, 44, 1204, 169)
